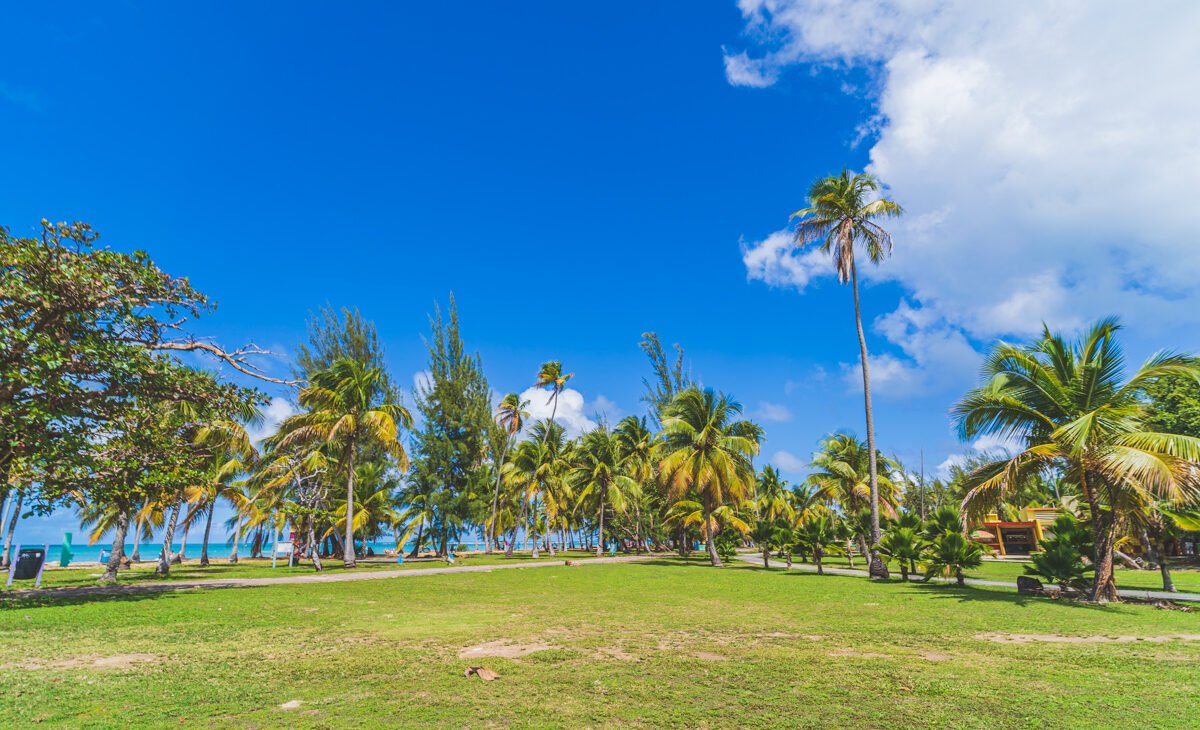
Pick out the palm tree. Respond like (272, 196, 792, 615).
(614, 415, 656, 553)
(754, 466, 795, 524)
(793, 513, 845, 575)
(952, 319, 1200, 602)
(188, 418, 258, 567)
(504, 421, 569, 559)
(534, 361, 573, 443)
(486, 393, 528, 554)
(572, 426, 638, 557)
(792, 170, 902, 577)
(924, 532, 984, 586)
(806, 433, 899, 562)
(878, 526, 924, 581)
(750, 517, 789, 569)
(276, 358, 412, 568)
(657, 387, 762, 566)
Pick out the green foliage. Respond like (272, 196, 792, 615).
(877, 525, 925, 581)
(924, 532, 985, 586)
(409, 296, 491, 556)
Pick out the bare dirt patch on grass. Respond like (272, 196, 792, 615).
(3, 653, 162, 671)
(978, 633, 1200, 645)
(595, 647, 639, 662)
(827, 649, 889, 659)
(693, 652, 728, 661)
(458, 640, 558, 659)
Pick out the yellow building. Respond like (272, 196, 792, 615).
(971, 507, 1058, 556)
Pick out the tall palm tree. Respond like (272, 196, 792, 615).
(572, 426, 638, 557)
(952, 319, 1200, 602)
(792, 170, 902, 577)
(276, 358, 412, 568)
(486, 393, 528, 554)
(657, 387, 763, 566)
(534, 361, 573, 443)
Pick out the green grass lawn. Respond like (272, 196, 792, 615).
(2, 550, 607, 591)
(805, 554, 1200, 593)
(2, 559, 1198, 728)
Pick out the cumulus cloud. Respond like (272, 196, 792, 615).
(771, 449, 807, 473)
(518, 387, 599, 437)
(248, 396, 298, 445)
(741, 231, 830, 290)
(732, 1, 1200, 387)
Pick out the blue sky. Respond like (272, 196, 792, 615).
(7, 2, 1200, 544)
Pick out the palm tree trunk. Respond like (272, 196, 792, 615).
(956, 567, 965, 586)
(229, 517, 241, 564)
(157, 493, 182, 576)
(1, 488, 24, 569)
(1081, 472, 1119, 602)
(845, 538, 855, 570)
(200, 503, 215, 567)
(815, 547, 824, 575)
(595, 490, 606, 557)
(344, 446, 357, 569)
(529, 494, 539, 559)
(486, 442, 508, 555)
(130, 508, 143, 562)
(704, 503, 721, 567)
(850, 261, 889, 580)
(99, 507, 130, 583)
(174, 524, 187, 564)
(762, 547, 770, 569)
(1159, 546, 1176, 593)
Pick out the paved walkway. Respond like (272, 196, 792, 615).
(735, 554, 1200, 602)
(3, 554, 657, 601)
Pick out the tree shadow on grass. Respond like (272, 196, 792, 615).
(894, 581, 1136, 613)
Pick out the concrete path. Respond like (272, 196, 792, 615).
(3, 554, 657, 601)
(734, 554, 1200, 602)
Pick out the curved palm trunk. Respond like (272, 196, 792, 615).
(704, 503, 721, 567)
(344, 446, 357, 569)
(595, 489, 606, 557)
(174, 526, 187, 565)
(100, 508, 131, 583)
(157, 493, 182, 576)
(1159, 551, 1176, 593)
(229, 517, 241, 564)
(1081, 472, 1119, 602)
(529, 494, 539, 560)
(200, 503, 215, 567)
(850, 261, 889, 580)
(1, 488, 24, 568)
(130, 509, 144, 562)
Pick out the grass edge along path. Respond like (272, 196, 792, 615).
(1, 553, 658, 602)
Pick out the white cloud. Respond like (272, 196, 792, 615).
(771, 449, 807, 473)
(591, 395, 622, 422)
(248, 396, 298, 445)
(518, 387, 599, 438)
(937, 433, 1024, 479)
(741, 231, 830, 290)
(723, 50, 779, 88)
(732, 1, 1200, 378)
(753, 401, 793, 422)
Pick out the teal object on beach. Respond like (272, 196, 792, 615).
(60, 532, 74, 567)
